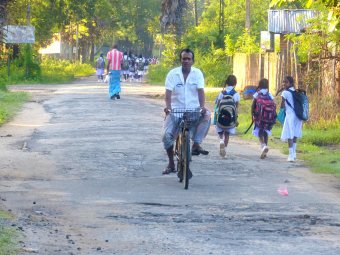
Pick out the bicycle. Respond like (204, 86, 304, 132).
(170, 108, 202, 189)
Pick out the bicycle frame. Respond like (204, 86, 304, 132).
(171, 108, 201, 189)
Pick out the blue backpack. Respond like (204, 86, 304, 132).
(286, 89, 309, 121)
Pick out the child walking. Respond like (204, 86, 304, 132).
(214, 75, 240, 157)
(280, 76, 303, 162)
(251, 78, 276, 159)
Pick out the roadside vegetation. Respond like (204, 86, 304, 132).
(0, 92, 29, 126)
(0, 57, 94, 88)
(0, 210, 19, 255)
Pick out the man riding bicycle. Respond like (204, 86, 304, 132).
(162, 48, 211, 175)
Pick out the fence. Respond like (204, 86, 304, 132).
(233, 53, 278, 93)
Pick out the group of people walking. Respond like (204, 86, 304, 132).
(95, 44, 156, 100)
(162, 48, 304, 176)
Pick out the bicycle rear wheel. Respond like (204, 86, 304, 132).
(183, 130, 190, 189)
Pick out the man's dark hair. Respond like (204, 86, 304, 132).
(179, 48, 195, 62)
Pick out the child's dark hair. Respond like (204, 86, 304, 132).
(285, 76, 294, 87)
(276, 76, 295, 96)
(257, 78, 269, 90)
(225, 75, 237, 87)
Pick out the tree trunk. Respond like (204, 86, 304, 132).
(90, 42, 95, 62)
(160, 0, 187, 42)
(194, 0, 198, 26)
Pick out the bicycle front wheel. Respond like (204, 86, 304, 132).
(182, 130, 191, 189)
(175, 135, 182, 176)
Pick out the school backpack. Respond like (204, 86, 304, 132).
(216, 89, 237, 129)
(253, 93, 277, 130)
(137, 60, 144, 71)
(128, 61, 135, 72)
(96, 57, 105, 69)
(286, 89, 309, 121)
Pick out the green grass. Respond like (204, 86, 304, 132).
(0, 227, 18, 255)
(303, 149, 340, 176)
(0, 92, 29, 126)
(205, 90, 340, 176)
(40, 60, 94, 83)
(0, 210, 19, 255)
(0, 59, 94, 86)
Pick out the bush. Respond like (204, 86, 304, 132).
(0, 56, 95, 86)
(307, 92, 339, 126)
(195, 49, 232, 87)
(147, 64, 172, 85)
(40, 59, 74, 83)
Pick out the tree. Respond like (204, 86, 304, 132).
(183, 0, 269, 53)
(160, 0, 187, 42)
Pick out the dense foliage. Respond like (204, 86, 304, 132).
(3, 0, 162, 60)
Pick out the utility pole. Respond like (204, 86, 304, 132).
(245, 0, 250, 33)
(218, 0, 225, 47)
(26, 4, 31, 77)
(76, 22, 79, 61)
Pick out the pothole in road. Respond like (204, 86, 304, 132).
(104, 204, 340, 238)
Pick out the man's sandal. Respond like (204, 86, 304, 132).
(162, 166, 176, 175)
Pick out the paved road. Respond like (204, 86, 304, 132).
(1, 77, 340, 255)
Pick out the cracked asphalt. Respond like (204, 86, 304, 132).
(0, 76, 340, 255)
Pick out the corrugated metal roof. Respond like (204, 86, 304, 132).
(268, 9, 318, 34)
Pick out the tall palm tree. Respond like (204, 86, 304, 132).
(160, 0, 187, 42)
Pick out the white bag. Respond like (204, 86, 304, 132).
(104, 74, 109, 83)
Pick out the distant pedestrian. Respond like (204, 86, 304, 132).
(251, 78, 277, 159)
(96, 54, 105, 82)
(280, 76, 303, 162)
(121, 52, 129, 82)
(106, 44, 123, 100)
(214, 75, 240, 158)
(136, 55, 144, 82)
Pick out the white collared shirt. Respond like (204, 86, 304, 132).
(282, 87, 296, 115)
(216, 86, 240, 103)
(253, 89, 274, 100)
(165, 66, 204, 109)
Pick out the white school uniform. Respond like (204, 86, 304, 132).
(215, 86, 240, 134)
(280, 87, 303, 141)
(252, 89, 275, 137)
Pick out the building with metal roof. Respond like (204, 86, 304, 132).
(268, 9, 318, 34)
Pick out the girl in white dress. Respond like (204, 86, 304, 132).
(280, 76, 303, 162)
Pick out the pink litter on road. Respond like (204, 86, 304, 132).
(277, 187, 289, 196)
